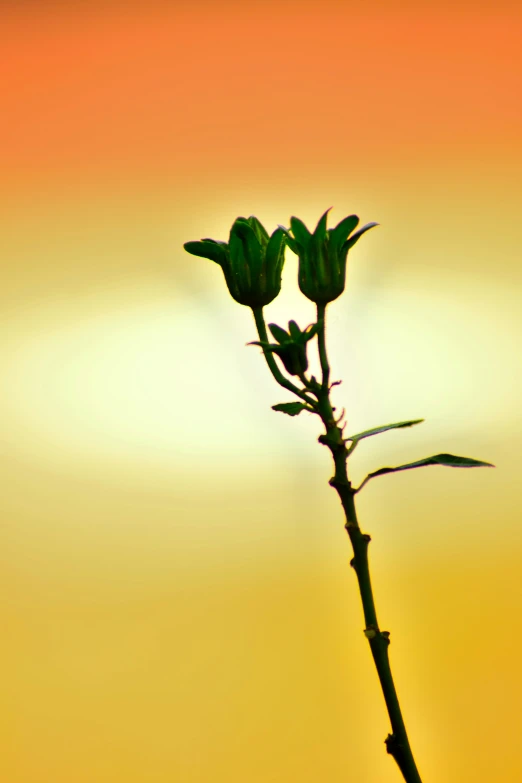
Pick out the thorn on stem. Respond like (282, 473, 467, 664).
(334, 407, 346, 425)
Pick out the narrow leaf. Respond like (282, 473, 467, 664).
(265, 228, 286, 287)
(304, 322, 320, 340)
(230, 219, 262, 281)
(277, 226, 301, 255)
(346, 419, 425, 442)
(313, 207, 333, 241)
(272, 402, 308, 416)
(246, 340, 269, 348)
(328, 214, 359, 258)
(288, 320, 301, 341)
(369, 453, 495, 480)
(247, 215, 269, 245)
(183, 240, 227, 265)
(342, 221, 379, 252)
(289, 216, 312, 248)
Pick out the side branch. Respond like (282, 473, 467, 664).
(251, 307, 317, 408)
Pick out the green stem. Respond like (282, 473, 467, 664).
(251, 307, 317, 408)
(340, 491, 423, 783)
(314, 306, 423, 783)
(296, 371, 322, 397)
(316, 302, 329, 391)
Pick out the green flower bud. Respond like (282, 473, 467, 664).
(183, 216, 286, 308)
(278, 208, 378, 304)
(247, 320, 320, 376)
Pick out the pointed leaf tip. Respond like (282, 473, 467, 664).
(277, 225, 300, 254)
(183, 240, 227, 264)
(343, 221, 379, 252)
(289, 215, 312, 247)
(313, 207, 333, 237)
(246, 340, 269, 348)
(369, 452, 495, 480)
(288, 320, 301, 341)
(346, 419, 425, 442)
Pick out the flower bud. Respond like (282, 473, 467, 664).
(183, 216, 286, 308)
(279, 208, 378, 304)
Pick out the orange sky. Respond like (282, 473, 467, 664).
(2, 4, 521, 182)
(3, 5, 522, 782)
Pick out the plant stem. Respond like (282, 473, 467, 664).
(316, 301, 329, 390)
(315, 304, 423, 783)
(251, 307, 317, 408)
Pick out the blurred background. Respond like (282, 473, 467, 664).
(2, 2, 521, 781)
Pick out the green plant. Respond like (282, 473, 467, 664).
(183, 208, 494, 783)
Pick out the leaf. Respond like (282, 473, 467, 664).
(289, 216, 312, 248)
(313, 207, 333, 241)
(328, 214, 359, 258)
(246, 340, 270, 348)
(304, 322, 320, 340)
(369, 453, 495, 480)
(230, 219, 262, 280)
(247, 340, 287, 357)
(288, 320, 302, 341)
(246, 215, 269, 244)
(342, 221, 379, 252)
(272, 402, 308, 416)
(183, 240, 227, 265)
(346, 419, 425, 442)
(277, 226, 301, 255)
(268, 323, 290, 344)
(265, 228, 286, 284)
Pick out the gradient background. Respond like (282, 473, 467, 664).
(2, 2, 522, 781)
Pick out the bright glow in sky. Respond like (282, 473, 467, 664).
(5, 273, 519, 478)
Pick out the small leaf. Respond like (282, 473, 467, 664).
(268, 323, 290, 344)
(246, 340, 270, 348)
(183, 240, 227, 265)
(304, 322, 320, 340)
(272, 402, 308, 416)
(230, 219, 262, 280)
(288, 320, 302, 341)
(289, 216, 312, 248)
(277, 226, 301, 255)
(313, 207, 333, 241)
(328, 214, 359, 258)
(346, 419, 425, 442)
(247, 215, 269, 244)
(265, 228, 286, 282)
(342, 221, 379, 252)
(369, 453, 495, 480)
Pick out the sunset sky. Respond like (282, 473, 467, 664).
(2, 3, 522, 782)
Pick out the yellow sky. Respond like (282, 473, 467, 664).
(2, 3, 522, 782)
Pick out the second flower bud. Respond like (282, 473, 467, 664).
(248, 320, 320, 376)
